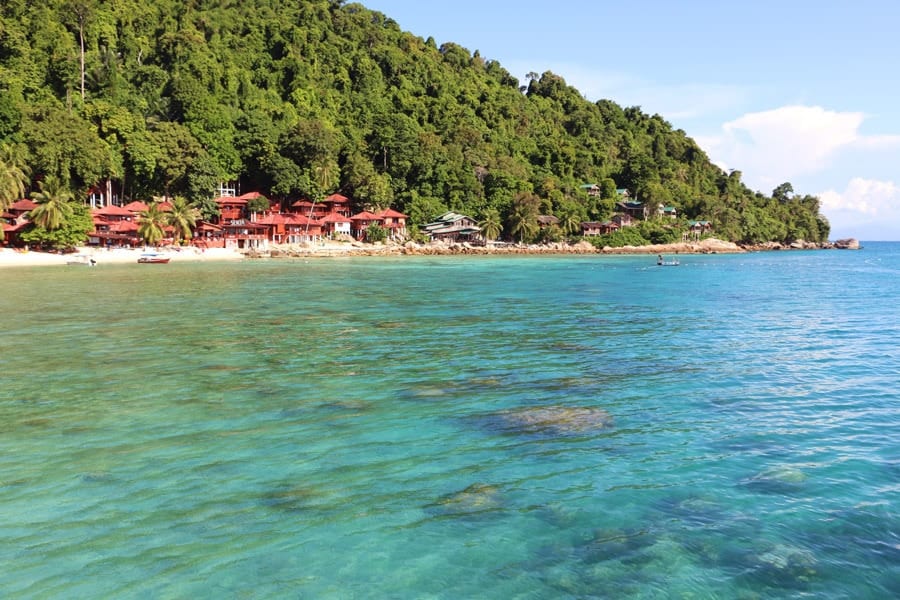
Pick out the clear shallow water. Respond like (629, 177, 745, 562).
(1, 244, 898, 598)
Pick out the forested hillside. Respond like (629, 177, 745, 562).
(0, 0, 829, 244)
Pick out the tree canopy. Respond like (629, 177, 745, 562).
(0, 0, 829, 244)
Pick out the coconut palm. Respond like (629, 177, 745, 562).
(557, 205, 584, 237)
(479, 208, 502, 242)
(138, 202, 167, 247)
(508, 192, 540, 243)
(29, 176, 74, 231)
(0, 143, 30, 213)
(167, 196, 200, 243)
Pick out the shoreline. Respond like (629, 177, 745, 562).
(253, 237, 850, 259)
(0, 246, 244, 268)
(0, 237, 859, 268)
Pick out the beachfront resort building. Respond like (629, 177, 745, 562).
(422, 212, 481, 242)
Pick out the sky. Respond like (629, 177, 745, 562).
(363, 0, 900, 240)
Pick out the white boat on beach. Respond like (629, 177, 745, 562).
(66, 254, 97, 266)
(137, 252, 171, 264)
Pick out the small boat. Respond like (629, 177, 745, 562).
(67, 254, 97, 266)
(656, 255, 680, 266)
(137, 252, 170, 264)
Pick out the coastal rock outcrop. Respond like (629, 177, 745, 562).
(833, 238, 860, 249)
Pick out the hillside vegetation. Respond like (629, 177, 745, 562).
(0, 0, 829, 244)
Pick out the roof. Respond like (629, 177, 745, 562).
(320, 212, 352, 223)
(324, 193, 349, 203)
(236, 191, 266, 201)
(215, 195, 247, 205)
(537, 215, 559, 225)
(375, 208, 407, 219)
(428, 224, 481, 235)
(95, 204, 134, 217)
(122, 201, 150, 212)
(350, 210, 379, 221)
(424, 212, 475, 229)
(10, 199, 37, 211)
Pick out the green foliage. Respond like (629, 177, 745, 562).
(365, 222, 387, 243)
(29, 175, 74, 229)
(591, 227, 650, 248)
(246, 195, 270, 214)
(0, 0, 830, 245)
(167, 196, 200, 243)
(20, 202, 92, 249)
(137, 202, 167, 246)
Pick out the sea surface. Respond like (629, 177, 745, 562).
(1, 243, 898, 598)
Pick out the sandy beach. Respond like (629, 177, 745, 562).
(0, 246, 245, 268)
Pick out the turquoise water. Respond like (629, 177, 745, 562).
(2, 244, 898, 598)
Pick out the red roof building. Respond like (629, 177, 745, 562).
(320, 212, 352, 237)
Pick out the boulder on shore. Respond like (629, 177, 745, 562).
(833, 238, 860, 249)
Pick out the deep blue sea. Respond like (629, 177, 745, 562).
(2, 244, 898, 598)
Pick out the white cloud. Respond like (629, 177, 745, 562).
(819, 178, 900, 240)
(699, 105, 900, 193)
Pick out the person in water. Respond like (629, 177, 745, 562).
(657, 254, 663, 265)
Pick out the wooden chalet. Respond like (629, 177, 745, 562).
(290, 199, 329, 220)
(323, 193, 352, 217)
(7, 199, 36, 220)
(580, 221, 619, 237)
(213, 194, 267, 249)
(320, 212, 352, 238)
(537, 215, 559, 229)
(215, 195, 248, 222)
(612, 214, 634, 227)
(617, 201, 647, 219)
(374, 208, 408, 240)
(422, 212, 481, 242)
(684, 220, 713, 240)
(254, 213, 323, 244)
(580, 183, 601, 196)
(350, 210, 379, 240)
(658, 204, 678, 219)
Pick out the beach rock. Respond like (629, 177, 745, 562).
(494, 405, 613, 436)
(833, 238, 860, 249)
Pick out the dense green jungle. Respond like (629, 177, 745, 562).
(0, 0, 829, 245)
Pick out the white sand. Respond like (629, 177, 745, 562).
(0, 246, 244, 268)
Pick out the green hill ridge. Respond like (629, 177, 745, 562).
(0, 0, 829, 246)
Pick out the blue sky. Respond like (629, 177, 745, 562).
(363, 0, 900, 240)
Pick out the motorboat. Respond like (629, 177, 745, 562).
(66, 254, 97, 266)
(137, 252, 170, 264)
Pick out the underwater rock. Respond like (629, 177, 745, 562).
(747, 543, 818, 588)
(261, 485, 318, 512)
(742, 466, 807, 494)
(493, 406, 613, 436)
(428, 483, 503, 516)
(580, 528, 655, 565)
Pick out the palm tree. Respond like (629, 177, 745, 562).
(508, 192, 540, 243)
(0, 143, 30, 213)
(479, 208, 502, 242)
(138, 202, 167, 247)
(167, 196, 200, 244)
(29, 176, 74, 231)
(557, 205, 583, 237)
